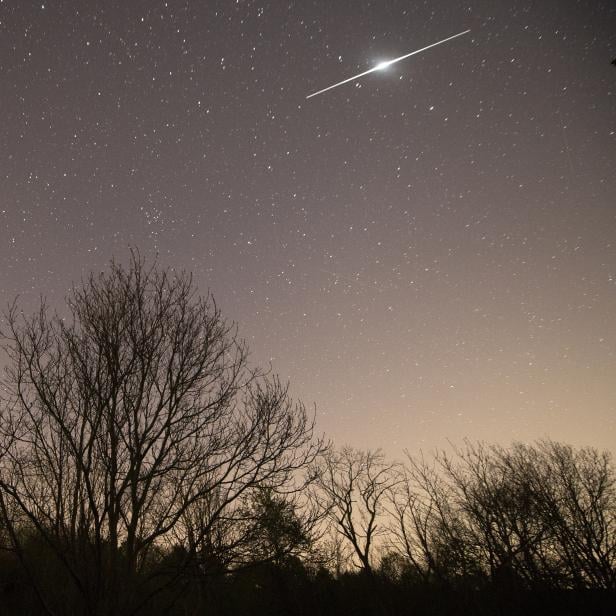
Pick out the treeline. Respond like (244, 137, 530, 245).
(0, 255, 614, 615)
(317, 443, 616, 586)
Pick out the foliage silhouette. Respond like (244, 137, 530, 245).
(0, 255, 614, 615)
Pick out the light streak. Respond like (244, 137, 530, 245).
(306, 29, 470, 99)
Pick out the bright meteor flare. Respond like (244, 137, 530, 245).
(306, 29, 470, 99)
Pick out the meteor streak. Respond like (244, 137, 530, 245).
(306, 29, 470, 99)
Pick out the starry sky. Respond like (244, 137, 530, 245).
(2, 0, 615, 455)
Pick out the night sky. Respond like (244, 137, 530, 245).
(2, 1, 615, 455)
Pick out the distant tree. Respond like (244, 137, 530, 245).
(377, 550, 409, 582)
(389, 452, 479, 585)
(528, 441, 616, 590)
(398, 440, 616, 591)
(320, 527, 353, 577)
(0, 252, 323, 616)
(313, 447, 399, 574)
(243, 486, 314, 567)
(437, 442, 550, 588)
(178, 482, 319, 575)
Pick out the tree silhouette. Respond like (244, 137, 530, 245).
(0, 253, 323, 616)
(244, 486, 313, 567)
(313, 447, 399, 574)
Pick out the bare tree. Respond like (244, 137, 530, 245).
(313, 447, 399, 574)
(436, 442, 552, 587)
(388, 452, 479, 585)
(395, 441, 616, 590)
(0, 253, 323, 616)
(529, 441, 616, 590)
